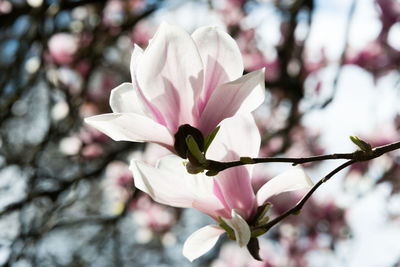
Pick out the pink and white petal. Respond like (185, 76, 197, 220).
(129, 44, 167, 126)
(198, 69, 265, 136)
(157, 156, 216, 198)
(206, 114, 260, 161)
(191, 26, 244, 113)
(205, 115, 260, 219)
(136, 22, 204, 133)
(224, 210, 251, 247)
(256, 168, 314, 206)
(183, 225, 225, 262)
(130, 158, 196, 208)
(156, 156, 229, 219)
(236, 69, 266, 114)
(84, 113, 174, 149)
(193, 196, 231, 221)
(109, 82, 150, 116)
(214, 166, 256, 220)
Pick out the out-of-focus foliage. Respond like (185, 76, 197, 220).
(0, 0, 399, 266)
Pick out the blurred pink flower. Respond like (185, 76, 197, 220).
(82, 143, 103, 159)
(346, 42, 388, 71)
(85, 22, 265, 154)
(131, 21, 155, 47)
(48, 33, 78, 65)
(103, 161, 134, 206)
(132, 195, 176, 232)
(376, 0, 400, 37)
(130, 115, 313, 261)
(0, 0, 12, 14)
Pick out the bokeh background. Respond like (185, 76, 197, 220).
(1, 0, 400, 266)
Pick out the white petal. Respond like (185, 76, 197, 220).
(206, 114, 260, 161)
(130, 158, 194, 208)
(130, 44, 143, 83)
(198, 69, 265, 136)
(236, 69, 266, 114)
(256, 168, 314, 206)
(109, 82, 151, 116)
(183, 225, 225, 262)
(84, 113, 174, 149)
(131, 155, 217, 207)
(136, 22, 204, 132)
(156, 156, 215, 199)
(129, 44, 168, 126)
(224, 210, 251, 247)
(192, 26, 243, 112)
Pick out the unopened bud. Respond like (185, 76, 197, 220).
(174, 124, 204, 159)
(185, 162, 204, 174)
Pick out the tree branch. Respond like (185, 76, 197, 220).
(204, 141, 400, 173)
(253, 159, 355, 233)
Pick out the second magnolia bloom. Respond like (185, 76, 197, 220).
(85, 22, 265, 154)
(131, 115, 314, 261)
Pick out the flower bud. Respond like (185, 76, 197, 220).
(174, 124, 204, 159)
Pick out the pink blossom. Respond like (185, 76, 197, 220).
(48, 33, 78, 65)
(131, 21, 155, 47)
(132, 195, 176, 232)
(376, 0, 400, 37)
(85, 22, 265, 154)
(130, 115, 313, 261)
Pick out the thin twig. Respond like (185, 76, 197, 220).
(205, 141, 400, 172)
(253, 159, 356, 232)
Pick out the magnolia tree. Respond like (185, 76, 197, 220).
(0, 0, 400, 266)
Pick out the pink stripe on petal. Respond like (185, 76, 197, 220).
(192, 26, 244, 115)
(130, 44, 167, 127)
(193, 196, 231, 220)
(215, 165, 256, 220)
(136, 22, 204, 133)
(213, 180, 231, 216)
(198, 69, 265, 136)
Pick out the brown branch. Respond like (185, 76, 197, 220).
(205, 141, 400, 173)
(253, 159, 356, 232)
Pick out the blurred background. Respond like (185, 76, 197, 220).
(0, 0, 400, 266)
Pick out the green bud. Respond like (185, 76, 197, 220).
(350, 136, 372, 152)
(218, 216, 235, 240)
(252, 202, 271, 226)
(186, 135, 206, 165)
(257, 216, 270, 226)
(240, 157, 255, 164)
(251, 229, 267, 238)
(205, 170, 219, 176)
(174, 124, 204, 159)
(292, 209, 301, 216)
(185, 162, 204, 174)
(204, 126, 220, 155)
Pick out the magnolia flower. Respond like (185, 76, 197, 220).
(48, 33, 78, 65)
(130, 115, 313, 261)
(85, 23, 265, 155)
